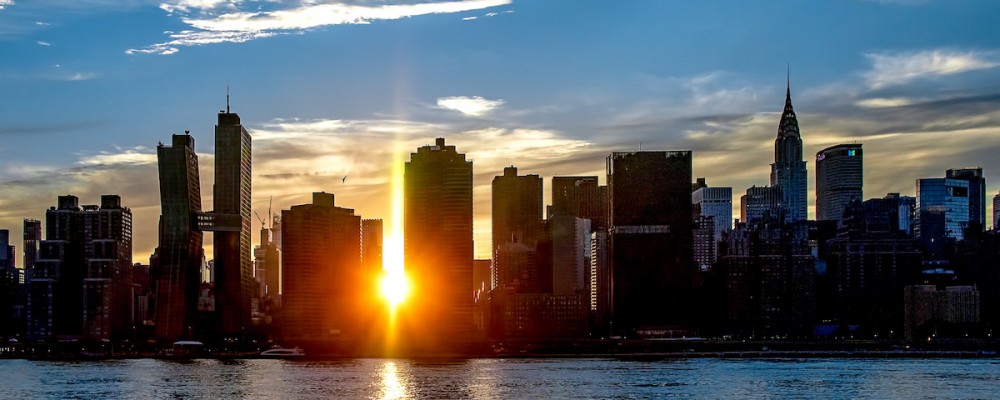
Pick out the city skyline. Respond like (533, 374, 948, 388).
(1, 1, 1000, 261)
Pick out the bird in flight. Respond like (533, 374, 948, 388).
(342, 176, 347, 183)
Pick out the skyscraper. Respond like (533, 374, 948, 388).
(770, 79, 808, 222)
(404, 137, 474, 344)
(816, 144, 863, 222)
(607, 150, 694, 336)
(994, 191, 1000, 231)
(81, 195, 133, 341)
(28, 195, 133, 341)
(23, 219, 40, 276)
(212, 108, 253, 339)
(0, 229, 18, 338)
(551, 176, 608, 229)
(692, 185, 733, 266)
(741, 185, 783, 224)
(152, 133, 204, 341)
(281, 192, 362, 341)
(362, 219, 384, 276)
(492, 166, 544, 250)
(915, 178, 969, 256)
(29, 195, 85, 340)
(946, 167, 985, 231)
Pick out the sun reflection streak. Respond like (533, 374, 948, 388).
(381, 137, 408, 353)
(377, 361, 409, 400)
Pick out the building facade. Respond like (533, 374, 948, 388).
(404, 138, 474, 345)
(816, 144, 863, 222)
(770, 81, 808, 223)
(152, 133, 204, 341)
(607, 151, 694, 337)
(28, 195, 133, 341)
(946, 167, 986, 231)
(212, 110, 253, 340)
(741, 185, 783, 225)
(915, 178, 970, 255)
(281, 193, 363, 341)
(492, 166, 543, 250)
(693, 185, 733, 265)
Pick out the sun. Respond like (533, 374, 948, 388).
(380, 271, 408, 308)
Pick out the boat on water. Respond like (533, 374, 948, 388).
(259, 347, 305, 358)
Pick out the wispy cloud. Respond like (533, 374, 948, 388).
(437, 96, 505, 116)
(36, 40, 51, 46)
(864, 49, 1000, 89)
(855, 97, 914, 108)
(131, 0, 511, 55)
(77, 147, 157, 167)
(0, 0, 13, 11)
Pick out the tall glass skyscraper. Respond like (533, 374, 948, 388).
(153, 133, 204, 341)
(946, 167, 985, 231)
(770, 80, 808, 222)
(915, 178, 969, 255)
(816, 144, 863, 222)
(212, 109, 253, 339)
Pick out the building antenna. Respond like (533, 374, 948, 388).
(226, 82, 231, 113)
(786, 63, 790, 92)
(267, 196, 272, 230)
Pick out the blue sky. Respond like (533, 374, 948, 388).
(1, 0, 1000, 260)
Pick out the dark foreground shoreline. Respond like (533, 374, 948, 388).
(4, 339, 1000, 361)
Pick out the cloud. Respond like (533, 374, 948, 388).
(0, 0, 11, 11)
(132, 0, 511, 55)
(77, 147, 157, 167)
(436, 96, 506, 116)
(159, 0, 232, 14)
(126, 29, 274, 55)
(864, 49, 1000, 89)
(36, 40, 50, 46)
(855, 97, 914, 108)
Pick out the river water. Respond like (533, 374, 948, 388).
(1, 357, 998, 399)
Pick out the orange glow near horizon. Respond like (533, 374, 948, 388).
(381, 141, 408, 311)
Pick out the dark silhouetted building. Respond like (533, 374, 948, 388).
(607, 150, 694, 337)
(551, 176, 608, 229)
(719, 219, 815, 338)
(362, 219, 383, 276)
(211, 109, 253, 340)
(152, 133, 205, 341)
(28, 195, 133, 341)
(904, 282, 979, 342)
(404, 138, 474, 345)
(816, 144, 863, 223)
(492, 166, 543, 251)
(741, 185, 783, 224)
(862, 193, 915, 236)
(946, 167, 985, 231)
(994, 191, 1000, 231)
(0, 229, 21, 338)
(23, 219, 41, 276)
(81, 195, 133, 341)
(252, 221, 280, 330)
(770, 80, 808, 223)
(824, 199, 922, 337)
(281, 192, 362, 341)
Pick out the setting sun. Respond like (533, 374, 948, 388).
(380, 271, 408, 308)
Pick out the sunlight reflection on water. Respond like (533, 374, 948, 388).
(1, 358, 999, 399)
